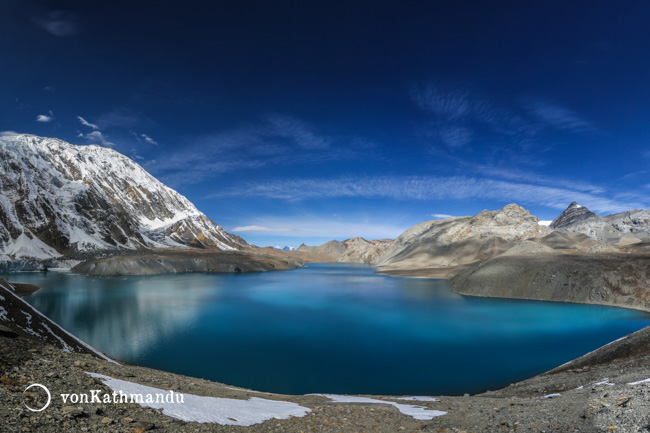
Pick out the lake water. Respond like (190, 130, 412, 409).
(6, 263, 650, 396)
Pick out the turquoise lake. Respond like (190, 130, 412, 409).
(6, 263, 650, 396)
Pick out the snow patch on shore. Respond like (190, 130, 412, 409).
(628, 378, 650, 386)
(392, 396, 439, 402)
(88, 373, 310, 426)
(593, 378, 615, 387)
(313, 394, 446, 420)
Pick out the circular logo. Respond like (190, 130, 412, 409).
(24, 383, 51, 412)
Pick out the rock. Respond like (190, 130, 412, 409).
(61, 406, 85, 418)
(0, 324, 18, 338)
(133, 421, 155, 431)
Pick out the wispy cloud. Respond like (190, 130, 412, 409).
(431, 213, 460, 219)
(526, 100, 594, 133)
(0, 131, 23, 137)
(439, 126, 473, 148)
(32, 11, 77, 37)
(411, 82, 492, 122)
(131, 131, 158, 145)
(36, 111, 54, 123)
(470, 164, 605, 194)
(77, 130, 114, 147)
(96, 108, 141, 129)
(77, 116, 99, 130)
(140, 133, 157, 145)
(213, 175, 645, 215)
(148, 115, 362, 186)
(410, 81, 595, 155)
(230, 217, 407, 240)
(76, 115, 114, 147)
(232, 225, 295, 232)
(265, 114, 330, 150)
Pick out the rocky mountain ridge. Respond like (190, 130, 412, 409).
(0, 134, 249, 267)
(375, 203, 551, 270)
(550, 202, 650, 244)
(297, 237, 392, 264)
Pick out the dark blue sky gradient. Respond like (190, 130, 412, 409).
(2, 1, 650, 246)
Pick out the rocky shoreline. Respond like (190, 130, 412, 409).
(378, 242, 650, 315)
(71, 249, 304, 276)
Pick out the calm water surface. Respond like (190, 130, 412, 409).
(6, 263, 650, 395)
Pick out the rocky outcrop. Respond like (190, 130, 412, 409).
(550, 202, 650, 243)
(297, 237, 392, 264)
(72, 250, 304, 276)
(550, 201, 599, 229)
(448, 247, 650, 312)
(375, 204, 550, 271)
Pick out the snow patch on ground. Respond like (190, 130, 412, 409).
(628, 378, 650, 386)
(88, 373, 310, 426)
(313, 394, 446, 420)
(5, 233, 62, 259)
(537, 220, 553, 226)
(224, 386, 267, 394)
(0, 306, 8, 321)
(392, 396, 439, 402)
(543, 393, 561, 399)
(41, 323, 73, 352)
(593, 378, 615, 387)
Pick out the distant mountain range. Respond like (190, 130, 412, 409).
(0, 134, 248, 264)
(271, 246, 296, 252)
(302, 202, 650, 269)
(297, 238, 392, 264)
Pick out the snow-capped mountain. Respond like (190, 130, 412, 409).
(272, 245, 296, 252)
(0, 134, 249, 261)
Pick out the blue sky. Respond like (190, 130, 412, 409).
(2, 1, 650, 247)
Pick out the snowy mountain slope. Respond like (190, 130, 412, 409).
(271, 245, 295, 252)
(0, 134, 248, 261)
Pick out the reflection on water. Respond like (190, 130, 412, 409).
(16, 273, 217, 360)
(6, 264, 650, 396)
